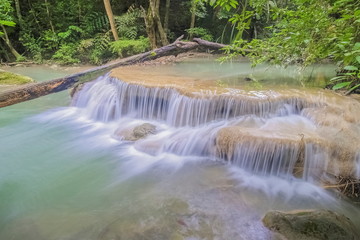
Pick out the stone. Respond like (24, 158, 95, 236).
(262, 209, 360, 240)
(115, 123, 157, 141)
(133, 123, 157, 139)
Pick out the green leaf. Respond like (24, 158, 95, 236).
(353, 42, 360, 50)
(344, 65, 358, 71)
(0, 20, 16, 27)
(337, 44, 345, 50)
(356, 56, 360, 64)
(330, 76, 347, 82)
(332, 81, 351, 90)
(348, 83, 360, 92)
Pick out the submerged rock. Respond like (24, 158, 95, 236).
(115, 123, 157, 141)
(262, 209, 360, 240)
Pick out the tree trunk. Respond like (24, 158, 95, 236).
(0, 42, 11, 62)
(44, 0, 55, 33)
(0, 37, 229, 108)
(14, 0, 24, 29)
(164, 0, 171, 34)
(144, 0, 169, 49)
(103, 0, 119, 41)
(189, 0, 196, 39)
(143, 6, 157, 49)
(0, 25, 22, 60)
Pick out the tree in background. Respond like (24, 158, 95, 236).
(0, 0, 22, 61)
(1, 0, 357, 94)
(103, 0, 119, 40)
(207, 0, 360, 92)
(142, 0, 168, 49)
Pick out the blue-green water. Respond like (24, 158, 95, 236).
(0, 63, 358, 240)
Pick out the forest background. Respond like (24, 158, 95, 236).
(0, 0, 359, 91)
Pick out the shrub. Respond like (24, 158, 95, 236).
(110, 37, 150, 58)
(52, 43, 80, 64)
(186, 27, 213, 41)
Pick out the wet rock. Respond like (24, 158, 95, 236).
(115, 123, 157, 141)
(133, 123, 156, 139)
(262, 209, 360, 240)
(70, 83, 84, 98)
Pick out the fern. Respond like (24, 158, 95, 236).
(58, 25, 84, 40)
(110, 37, 150, 58)
(81, 12, 109, 34)
(115, 6, 144, 39)
(77, 32, 114, 64)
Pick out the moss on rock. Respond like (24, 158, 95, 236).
(262, 210, 360, 240)
(0, 70, 33, 85)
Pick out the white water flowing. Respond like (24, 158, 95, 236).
(69, 75, 346, 182)
(2, 64, 360, 240)
(75, 75, 322, 126)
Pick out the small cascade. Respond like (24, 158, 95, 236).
(71, 74, 360, 183)
(73, 75, 321, 126)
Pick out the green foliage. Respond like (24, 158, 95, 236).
(192, 0, 208, 19)
(0, 0, 15, 36)
(58, 26, 84, 41)
(115, 6, 144, 39)
(19, 33, 43, 62)
(215, 0, 360, 92)
(186, 27, 213, 41)
(203, 0, 239, 11)
(78, 33, 113, 65)
(0, 0, 13, 21)
(52, 43, 80, 64)
(81, 12, 109, 34)
(110, 37, 150, 58)
(331, 47, 360, 92)
(0, 20, 15, 36)
(0, 20, 15, 27)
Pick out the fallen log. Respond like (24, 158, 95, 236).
(0, 37, 227, 108)
(193, 38, 252, 54)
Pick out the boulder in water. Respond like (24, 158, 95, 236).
(115, 123, 157, 141)
(262, 209, 360, 240)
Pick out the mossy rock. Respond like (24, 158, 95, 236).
(0, 70, 34, 85)
(263, 209, 360, 240)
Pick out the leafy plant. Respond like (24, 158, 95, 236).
(19, 32, 43, 62)
(58, 26, 84, 41)
(0, 20, 15, 36)
(186, 27, 213, 41)
(78, 32, 114, 64)
(331, 51, 360, 92)
(110, 37, 150, 58)
(52, 43, 80, 64)
(115, 6, 144, 39)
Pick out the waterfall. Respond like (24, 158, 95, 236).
(70, 75, 360, 182)
(73, 75, 322, 126)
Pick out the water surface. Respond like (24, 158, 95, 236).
(0, 62, 359, 240)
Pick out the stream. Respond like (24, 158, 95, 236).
(0, 60, 359, 240)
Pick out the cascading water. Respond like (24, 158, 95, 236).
(75, 75, 320, 126)
(71, 74, 360, 182)
(1, 63, 360, 240)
